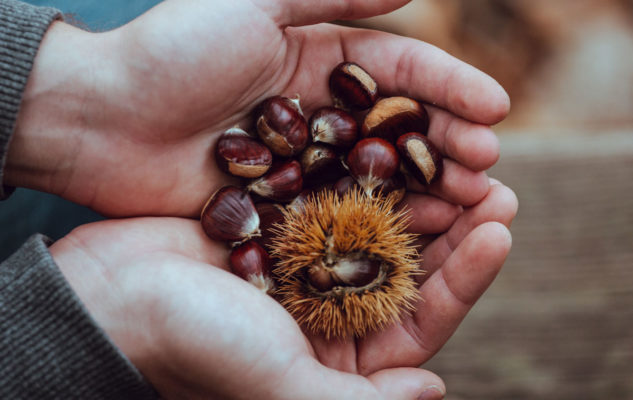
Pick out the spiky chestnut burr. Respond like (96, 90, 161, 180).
(269, 188, 421, 338)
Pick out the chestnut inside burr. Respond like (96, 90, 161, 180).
(306, 252, 386, 294)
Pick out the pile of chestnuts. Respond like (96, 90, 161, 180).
(200, 62, 444, 337)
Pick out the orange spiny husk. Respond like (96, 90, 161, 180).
(270, 188, 422, 339)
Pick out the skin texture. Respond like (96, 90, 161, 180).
(6, 0, 509, 217)
(6, 0, 518, 398)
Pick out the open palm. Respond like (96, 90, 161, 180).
(51, 173, 516, 400)
(36, 0, 509, 217)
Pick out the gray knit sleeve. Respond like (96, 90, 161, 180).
(0, 234, 159, 399)
(0, 0, 60, 199)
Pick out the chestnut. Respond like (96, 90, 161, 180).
(215, 127, 273, 178)
(286, 189, 313, 214)
(346, 138, 400, 195)
(306, 264, 336, 292)
(309, 106, 358, 149)
(396, 132, 443, 185)
(300, 144, 345, 187)
(255, 95, 309, 157)
(306, 252, 382, 292)
(255, 202, 286, 249)
(247, 159, 303, 202)
(333, 175, 358, 197)
(362, 97, 429, 142)
(374, 171, 406, 203)
(329, 62, 378, 111)
(230, 240, 275, 293)
(201, 186, 260, 242)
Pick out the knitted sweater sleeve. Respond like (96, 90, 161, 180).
(0, 235, 158, 399)
(0, 1, 158, 398)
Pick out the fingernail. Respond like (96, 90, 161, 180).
(417, 385, 445, 400)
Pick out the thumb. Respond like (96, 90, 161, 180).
(253, 0, 413, 28)
(368, 367, 446, 400)
(279, 357, 445, 400)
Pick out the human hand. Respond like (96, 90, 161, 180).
(6, 0, 509, 217)
(51, 217, 448, 400)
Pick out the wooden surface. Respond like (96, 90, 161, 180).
(424, 132, 633, 400)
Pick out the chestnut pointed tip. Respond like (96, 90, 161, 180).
(230, 240, 274, 294)
(248, 160, 303, 202)
(309, 107, 358, 149)
(346, 138, 400, 195)
(201, 186, 260, 242)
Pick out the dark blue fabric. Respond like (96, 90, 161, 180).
(24, 0, 162, 31)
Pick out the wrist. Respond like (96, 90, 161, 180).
(5, 22, 115, 197)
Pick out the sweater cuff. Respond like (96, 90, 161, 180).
(0, 0, 62, 200)
(0, 234, 158, 399)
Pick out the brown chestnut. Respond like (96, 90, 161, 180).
(309, 106, 358, 149)
(255, 96, 309, 157)
(362, 97, 429, 142)
(306, 252, 382, 292)
(329, 62, 378, 111)
(201, 186, 260, 242)
(230, 240, 275, 293)
(215, 127, 272, 178)
(286, 189, 313, 214)
(374, 171, 406, 203)
(333, 175, 358, 197)
(300, 144, 345, 187)
(346, 138, 400, 195)
(396, 132, 443, 185)
(306, 263, 336, 292)
(247, 159, 303, 202)
(255, 202, 286, 249)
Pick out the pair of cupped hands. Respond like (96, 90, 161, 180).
(6, 1, 518, 399)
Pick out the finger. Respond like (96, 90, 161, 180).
(357, 222, 512, 374)
(307, 333, 358, 373)
(339, 28, 510, 124)
(277, 356, 444, 400)
(368, 368, 445, 400)
(411, 222, 512, 359)
(256, 0, 412, 28)
(420, 183, 518, 278)
(406, 159, 491, 207)
(426, 105, 501, 172)
(399, 193, 462, 235)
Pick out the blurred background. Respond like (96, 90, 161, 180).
(2, 1, 633, 399)
(350, 1, 633, 399)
